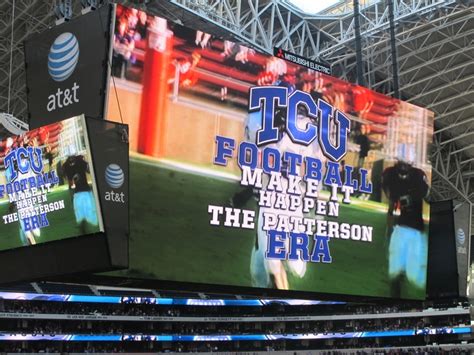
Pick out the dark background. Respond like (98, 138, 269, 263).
(426, 200, 459, 299)
(24, 5, 113, 129)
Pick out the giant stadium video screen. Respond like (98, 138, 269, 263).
(0, 115, 103, 251)
(107, 5, 434, 300)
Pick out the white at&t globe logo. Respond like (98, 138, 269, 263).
(105, 164, 125, 204)
(456, 228, 466, 245)
(105, 164, 124, 189)
(48, 32, 80, 82)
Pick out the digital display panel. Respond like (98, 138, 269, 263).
(0, 115, 103, 251)
(0, 292, 342, 306)
(0, 327, 469, 341)
(107, 5, 434, 299)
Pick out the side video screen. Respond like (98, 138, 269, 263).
(0, 115, 103, 251)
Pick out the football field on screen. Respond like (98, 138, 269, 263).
(0, 188, 92, 251)
(117, 156, 425, 299)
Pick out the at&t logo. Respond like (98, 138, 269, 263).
(456, 228, 467, 254)
(105, 164, 125, 203)
(456, 228, 465, 245)
(46, 32, 80, 112)
(48, 32, 79, 81)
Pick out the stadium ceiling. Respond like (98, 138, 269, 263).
(0, 0, 472, 218)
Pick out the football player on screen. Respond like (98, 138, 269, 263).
(229, 58, 327, 290)
(249, 61, 327, 289)
(251, 116, 325, 290)
(62, 155, 99, 235)
(5, 136, 42, 246)
(381, 159, 429, 298)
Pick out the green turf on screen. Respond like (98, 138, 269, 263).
(0, 189, 96, 251)
(111, 157, 426, 299)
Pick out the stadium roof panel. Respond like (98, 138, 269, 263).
(286, 0, 382, 16)
(285, 0, 341, 15)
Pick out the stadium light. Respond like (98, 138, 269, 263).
(81, 0, 107, 13)
(55, 0, 72, 24)
(0, 112, 29, 135)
